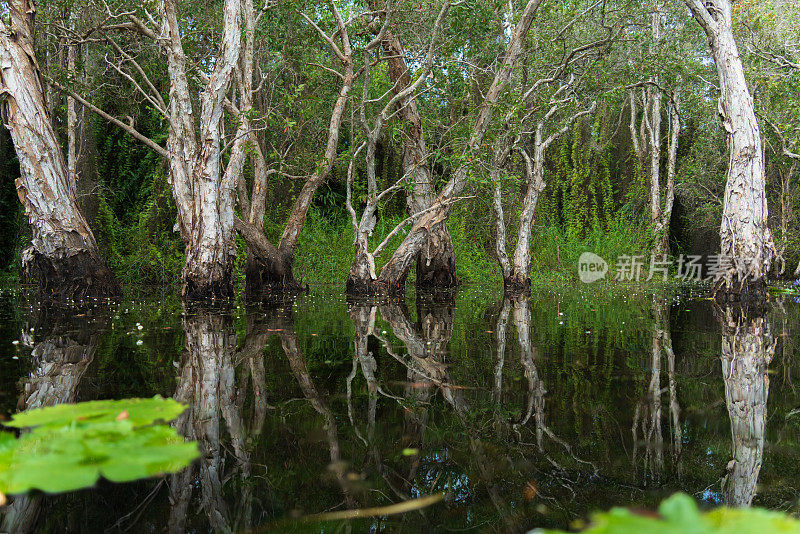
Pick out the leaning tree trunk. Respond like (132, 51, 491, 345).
(717, 304, 775, 506)
(232, 0, 353, 294)
(373, 16, 458, 290)
(363, 0, 545, 296)
(0, 2, 119, 299)
(685, 0, 774, 299)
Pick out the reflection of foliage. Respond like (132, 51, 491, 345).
(546, 493, 800, 534)
(0, 397, 197, 496)
(6, 289, 800, 531)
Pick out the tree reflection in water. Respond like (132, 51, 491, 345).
(1, 289, 795, 531)
(718, 304, 776, 507)
(632, 299, 683, 483)
(2, 304, 110, 534)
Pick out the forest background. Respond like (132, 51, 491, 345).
(0, 0, 797, 292)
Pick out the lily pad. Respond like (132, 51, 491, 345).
(0, 397, 199, 495)
(546, 493, 800, 534)
(6, 396, 187, 429)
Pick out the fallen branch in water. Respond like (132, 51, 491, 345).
(257, 492, 444, 529)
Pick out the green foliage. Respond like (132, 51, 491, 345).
(546, 493, 800, 534)
(95, 170, 184, 285)
(542, 121, 615, 239)
(531, 213, 650, 284)
(0, 129, 22, 275)
(0, 397, 197, 496)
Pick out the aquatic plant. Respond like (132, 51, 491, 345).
(545, 493, 800, 534)
(0, 397, 198, 499)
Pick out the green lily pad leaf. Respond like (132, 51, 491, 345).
(704, 506, 800, 534)
(6, 396, 187, 429)
(0, 398, 199, 495)
(658, 493, 702, 529)
(546, 493, 800, 534)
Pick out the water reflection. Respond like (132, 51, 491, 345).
(632, 300, 683, 483)
(1, 289, 797, 532)
(2, 304, 111, 534)
(718, 304, 776, 507)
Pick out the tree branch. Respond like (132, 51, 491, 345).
(46, 76, 168, 159)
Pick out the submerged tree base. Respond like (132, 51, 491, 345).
(416, 261, 459, 290)
(502, 273, 532, 296)
(345, 276, 387, 298)
(416, 227, 459, 290)
(182, 270, 234, 301)
(244, 248, 303, 296)
(713, 276, 770, 304)
(23, 248, 120, 300)
(345, 274, 408, 298)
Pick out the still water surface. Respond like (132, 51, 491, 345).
(0, 285, 798, 532)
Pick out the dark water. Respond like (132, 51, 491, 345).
(1, 284, 799, 533)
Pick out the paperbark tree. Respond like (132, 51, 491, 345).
(626, 8, 682, 257)
(492, 94, 595, 293)
(685, 0, 775, 298)
(630, 86, 681, 257)
(159, 0, 243, 299)
(345, 0, 454, 296)
(367, 0, 458, 290)
(0, 0, 119, 299)
(232, 0, 358, 294)
(489, 8, 614, 293)
(346, 0, 546, 296)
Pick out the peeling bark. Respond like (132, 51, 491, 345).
(716, 304, 775, 506)
(368, 5, 458, 289)
(0, 0, 119, 299)
(160, 0, 243, 300)
(685, 0, 775, 298)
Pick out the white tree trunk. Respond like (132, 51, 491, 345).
(686, 0, 775, 297)
(492, 102, 593, 294)
(0, 0, 118, 298)
(160, 0, 243, 299)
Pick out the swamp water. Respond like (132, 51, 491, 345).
(0, 285, 799, 532)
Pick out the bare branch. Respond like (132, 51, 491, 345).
(46, 76, 168, 159)
(300, 11, 346, 63)
(759, 112, 800, 160)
